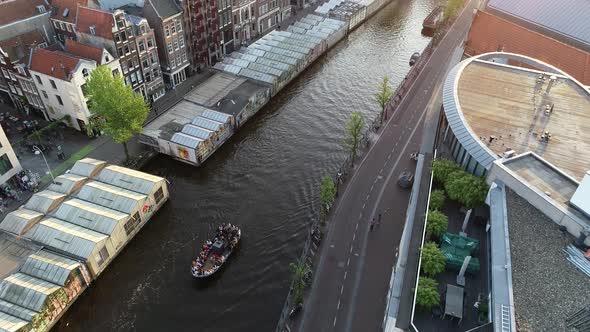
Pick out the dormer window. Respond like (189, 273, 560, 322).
(36, 5, 46, 13)
(82, 68, 89, 78)
(105, 55, 110, 62)
(89, 25, 96, 35)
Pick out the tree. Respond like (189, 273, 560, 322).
(416, 277, 440, 310)
(319, 175, 337, 221)
(429, 189, 445, 211)
(426, 210, 448, 238)
(344, 112, 365, 163)
(444, 171, 489, 209)
(375, 76, 393, 125)
(421, 242, 446, 276)
(290, 258, 311, 305)
(85, 65, 149, 161)
(444, 0, 463, 20)
(432, 159, 461, 184)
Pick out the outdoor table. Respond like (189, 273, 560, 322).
(444, 284, 464, 323)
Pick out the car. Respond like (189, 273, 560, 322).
(397, 171, 414, 189)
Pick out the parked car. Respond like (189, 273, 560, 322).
(397, 171, 414, 189)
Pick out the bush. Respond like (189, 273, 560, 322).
(421, 242, 446, 276)
(432, 159, 461, 184)
(427, 210, 448, 238)
(429, 190, 446, 211)
(416, 277, 440, 310)
(444, 171, 489, 209)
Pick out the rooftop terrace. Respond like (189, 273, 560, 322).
(456, 58, 590, 181)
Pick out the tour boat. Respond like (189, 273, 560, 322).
(191, 224, 241, 278)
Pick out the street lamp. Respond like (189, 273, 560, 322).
(33, 145, 55, 183)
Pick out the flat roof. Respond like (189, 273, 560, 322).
(506, 189, 590, 331)
(454, 55, 590, 181)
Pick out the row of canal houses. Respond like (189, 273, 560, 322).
(0, 158, 169, 332)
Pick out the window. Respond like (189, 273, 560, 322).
(89, 25, 96, 35)
(1, 68, 9, 79)
(96, 246, 110, 267)
(124, 212, 141, 235)
(129, 43, 135, 52)
(82, 68, 89, 78)
(142, 57, 149, 68)
(138, 41, 145, 52)
(154, 187, 164, 204)
(121, 61, 128, 73)
(147, 38, 154, 48)
(137, 71, 142, 83)
(123, 45, 130, 54)
(125, 76, 131, 85)
(36, 5, 46, 13)
(53, 21, 59, 29)
(167, 44, 173, 54)
(50, 79, 57, 89)
(171, 23, 176, 34)
(41, 90, 48, 98)
(181, 51, 187, 63)
(176, 55, 181, 65)
(112, 68, 120, 77)
(140, 25, 146, 34)
(179, 37, 185, 48)
(55, 95, 63, 105)
(145, 71, 151, 82)
(176, 20, 182, 32)
(170, 58, 175, 68)
(127, 60, 133, 69)
(117, 19, 125, 29)
(165, 25, 170, 37)
(153, 68, 160, 77)
(117, 47, 124, 57)
(131, 72, 137, 83)
(120, 30, 127, 40)
(115, 33, 121, 42)
(105, 55, 110, 62)
(173, 39, 179, 50)
(0, 154, 13, 175)
(0, 57, 4, 65)
(66, 24, 72, 32)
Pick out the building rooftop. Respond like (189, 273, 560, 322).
(0, 30, 46, 64)
(506, 189, 590, 331)
(448, 53, 590, 181)
(0, 234, 40, 281)
(30, 48, 85, 81)
(65, 39, 105, 64)
(466, 10, 590, 86)
(51, 0, 97, 24)
(0, 0, 49, 27)
(486, 0, 590, 51)
(146, 0, 181, 19)
(75, 6, 114, 40)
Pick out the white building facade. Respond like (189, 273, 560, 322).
(0, 125, 22, 187)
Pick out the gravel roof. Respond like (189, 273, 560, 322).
(506, 189, 590, 332)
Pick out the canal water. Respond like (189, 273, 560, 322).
(56, 1, 439, 331)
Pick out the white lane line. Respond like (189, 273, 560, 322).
(341, 284, 344, 295)
(362, 203, 366, 209)
(387, 154, 392, 160)
(347, 258, 350, 266)
(352, 233, 356, 241)
(337, 300, 341, 310)
(358, 213, 362, 219)
(333, 316, 337, 327)
(365, 194, 370, 200)
(344, 271, 347, 280)
(349, 245, 353, 254)
(355, 223, 359, 231)
(379, 168, 384, 174)
(370, 183, 374, 191)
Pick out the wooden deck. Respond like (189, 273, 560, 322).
(457, 60, 590, 181)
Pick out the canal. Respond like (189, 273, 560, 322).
(55, 0, 439, 330)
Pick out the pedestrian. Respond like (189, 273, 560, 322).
(370, 217, 376, 231)
(378, 213, 382, 225)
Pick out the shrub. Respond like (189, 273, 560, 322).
(416, 277, 440, 310)
(421, 242, 446, 276)
(432, 159, 461, 184)
(429, 190, 446, 211)
(444, 171, 489, 209)
(427, 210, 448, 238)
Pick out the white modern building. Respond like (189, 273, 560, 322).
(0, 124, 22, 187)
(232, 0, 256, 47)
(29, 47, 97, 132)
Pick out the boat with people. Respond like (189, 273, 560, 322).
(191, 223, 241, 278)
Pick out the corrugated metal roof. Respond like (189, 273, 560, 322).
(0, 273, 60, 312)
(25, 218, 107, 259)
(239, 68, 275, 84)
(70, 158, 107, 177)
(0, 311, 28, 331)
(97, 165, 163, 195)
(181, 124, 213, 140)
(76, 181, 146, 214)
(0, 209, 43, 236)
(171, 132, 202, 149)
(201, 110, 231, 123)
(0, 299, 36, 323)
(19, 250, 80, 286)
(191, 117, 223, 131)
(53, 198, 127, 235)
(48, 173, 87, 195)
(442, 57, 499, 170)
(487, 0, 590, 48)
(23, 190, 67, 214)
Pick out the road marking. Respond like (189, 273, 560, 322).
(337, 300, 341, 310)
(352, 233, 356, 241)
(341, 285, 344, 295)
(365, 194, 369, 201)
(387, 154, 392, 160)
(349, 245, 353, 254)
(347, 258, 350, 266)
(333, 316, 337, 327)
(355, 223, 359, 231)
(370, 183, 374, 191)
(362, 203, 366, 209)
(344, 271, 347, 280)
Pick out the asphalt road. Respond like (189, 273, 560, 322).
(297, 2, 479, 331)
